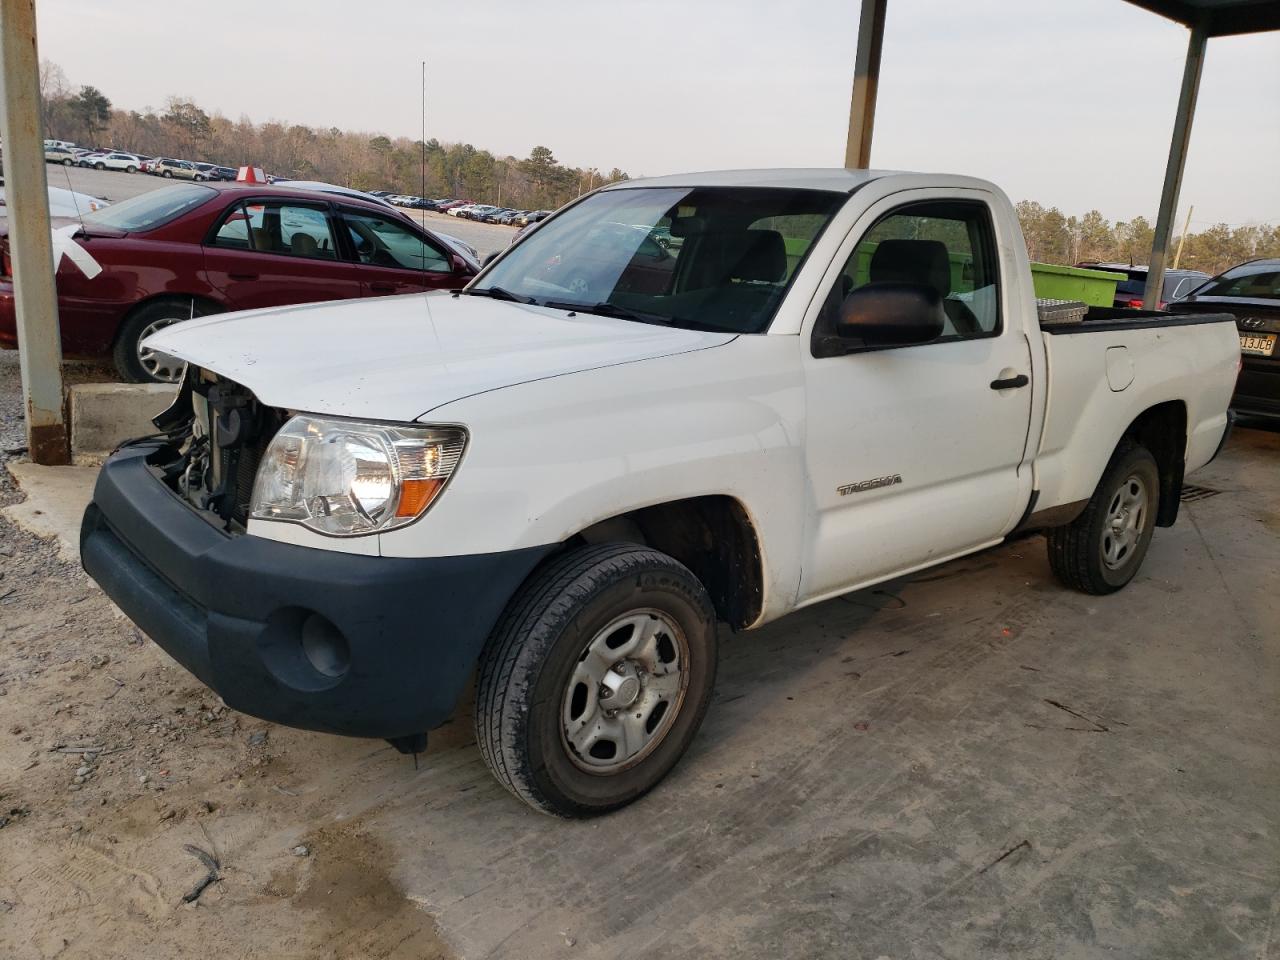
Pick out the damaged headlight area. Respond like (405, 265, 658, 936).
(249, 417, 466, 536)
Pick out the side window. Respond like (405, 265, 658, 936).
(822, 200, 1002, 342)
(342, 210, 450, 272)
(212, 202, 251, 249)
(212, 202, 337, 259)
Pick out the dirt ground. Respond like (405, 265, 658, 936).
(1, 376, 1277, 958)
(0, 466, 453, 959)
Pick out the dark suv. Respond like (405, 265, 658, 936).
(1172, 258, 1280, 419)
(1076, 262, 1210, 309)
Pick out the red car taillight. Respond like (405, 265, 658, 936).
(1124, 298, 1144, 309)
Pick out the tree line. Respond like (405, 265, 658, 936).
(37, 61, 629, 211)
(37, 61, 1279, 274)
(1016, 201, 1280, 277)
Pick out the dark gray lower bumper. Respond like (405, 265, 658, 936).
(81, 446, 552, 738)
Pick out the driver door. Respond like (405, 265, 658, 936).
(798, 190, 1035, 603)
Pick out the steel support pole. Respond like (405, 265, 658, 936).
(1143, 23, 1207, 310)
(0, 0, 69, 463)
(844, 0, 887, 169)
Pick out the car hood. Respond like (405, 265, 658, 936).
(144, 292, 737, 422)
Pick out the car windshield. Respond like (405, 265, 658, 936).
(1195, 266, 1280, 301)
(473, 186, 845, 333)
(83, 183, 216, 232)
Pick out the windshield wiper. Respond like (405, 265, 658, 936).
(464, 286, 537, 304)
(545, 300, 733, 333)
(543, 300, 673, 325)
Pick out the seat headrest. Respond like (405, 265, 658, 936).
(869, 239, 952, 297)
(290, 232, 318, 257)
(729, 229, 786, 283)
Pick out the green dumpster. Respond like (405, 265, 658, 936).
(1030, 262, 1125, 307)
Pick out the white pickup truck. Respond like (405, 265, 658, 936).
(80, 169, 1240, 817)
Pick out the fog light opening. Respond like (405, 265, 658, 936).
(300, 613, 351, 678)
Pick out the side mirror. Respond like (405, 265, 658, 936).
(481, 251, 500, 268)
(835, 282, 946, 347)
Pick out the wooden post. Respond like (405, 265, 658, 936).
(0, 0, 70, 463)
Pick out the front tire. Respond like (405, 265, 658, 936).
(62, 157, 72, 166)
(162, 170, 172, 178)
(126, 165, 137, 174)
(1047, 440, 1160, 595)
(475, 543, 718, 817)
(94, 162, 105, 170)
(112, 299, 218, 383)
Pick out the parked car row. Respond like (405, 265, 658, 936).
(369, 192, 550, 227)
(42, 140, 244, 181)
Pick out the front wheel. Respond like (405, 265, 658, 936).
(94, 162, 105, 170)
(112, 299, 218, 383)
(126, 165, 137, 174)
(475, 543, 718, 817)
(1047, 440, 1160, 595)
(62, 157, 73, 166)
(162, 170, 172, 178)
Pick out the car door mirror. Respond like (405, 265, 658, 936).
(835, 282, 946, 347)
(481, 251, 500, 268)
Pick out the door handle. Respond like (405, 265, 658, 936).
(228, 271, 258, 281)
(990, 373, 1029, 390)
(369, 282, 397, 294)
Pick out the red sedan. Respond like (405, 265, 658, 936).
(0, 183, 478, 381)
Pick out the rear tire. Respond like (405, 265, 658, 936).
(475, 543, 718, 817)
(62, 157, 72, 166)
(162, 170, 172, 178)
(126, 165, 137, 174)
(1047, 440, 1160, 595)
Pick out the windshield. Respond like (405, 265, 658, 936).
(1195, 265, 1280, 301)
(474, 186, 845, 333)
(83, 183, 216, 232)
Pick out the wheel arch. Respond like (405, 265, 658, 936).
(112, 293, 225, 349)
(570, 495, 765, 630)
(1121, 399, 1187, 527)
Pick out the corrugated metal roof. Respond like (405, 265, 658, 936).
(1123, 0, 1280, 36)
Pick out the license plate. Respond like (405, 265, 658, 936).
(1239, 333, 1276, 356)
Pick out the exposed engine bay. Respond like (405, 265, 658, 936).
(148, 367, 285, 533)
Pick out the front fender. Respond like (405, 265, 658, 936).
(378, 336, 807, 621)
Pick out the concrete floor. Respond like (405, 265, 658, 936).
(363, 423, 1278, 960)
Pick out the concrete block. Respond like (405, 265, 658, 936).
(68, 382, 177, 461)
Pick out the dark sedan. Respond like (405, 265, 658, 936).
(0, 182, 477, 382)
(1172, 258, 1280, 418)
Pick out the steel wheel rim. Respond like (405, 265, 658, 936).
(136, 316, 187, 383)
(1101, 473, 1148, 570)
(560, 608, 690, 775)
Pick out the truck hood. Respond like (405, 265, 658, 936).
(144, 292, 737, 422)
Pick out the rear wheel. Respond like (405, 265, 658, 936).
(475, 543, 718, 817)
(1047, 441, 1160, 594)
(162, 170, 172, 178)
(61, 157, 72, 166)
(125, 165, 137, 174)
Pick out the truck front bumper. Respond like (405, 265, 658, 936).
(80, 445, 552, 739)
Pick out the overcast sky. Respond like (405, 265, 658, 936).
(36, 0, 1280, 226)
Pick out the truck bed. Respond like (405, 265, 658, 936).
(1039, 305, 1238, 335)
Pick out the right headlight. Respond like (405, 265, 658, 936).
(249, 415, 466, 537)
